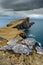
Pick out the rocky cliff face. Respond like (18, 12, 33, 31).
(7, 17, 34, 30)
(0, 17, 34, 41)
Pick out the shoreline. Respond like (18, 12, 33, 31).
(0, 17, 43, 65)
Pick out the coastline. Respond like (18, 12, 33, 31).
(0, 17, 43, 65)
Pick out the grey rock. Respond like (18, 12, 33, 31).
(0, 37, 42, 55)
(0, 44, 32, 55)
(7, 38, 22, 45)
(12, 44, 32, 55)
(21, 38, 36, 46)
(35, 46, 43, 54)
(0, 45, 13, 51)
(0, 38, 33, 55)
(29, 46, 34, 50)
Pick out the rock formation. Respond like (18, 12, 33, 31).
(19, 32, 27, 39)
(35, 46, 43, 54)
(7, 17, 34, 30)
(0, 38, 43, 55)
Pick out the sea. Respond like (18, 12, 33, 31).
(25, 18, 43, 47)
(0, 16, 43, 47)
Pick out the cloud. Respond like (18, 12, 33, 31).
(0, 0, 43, 11)
(0, 0, 43, 17)
(0, 7, 43, 18)
(0, 7, 26, 17)
(24, 8, 43, 15)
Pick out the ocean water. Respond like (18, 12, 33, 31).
(0, 17, 43, 47)
(25, 18, 43, 47)
(0, 16, 22, 28)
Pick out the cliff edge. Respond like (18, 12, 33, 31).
(0, 17, 34, 40)
(0, 17, 43, 65)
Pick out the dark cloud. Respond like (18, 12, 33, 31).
(0, 0, 43, 11)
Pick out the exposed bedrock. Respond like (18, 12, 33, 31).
(7, 17, 34, 30)
(13, 22, 34, 30)
(19, 32, 27, 39)
(0, 38, 43, 55)
(35, 46, 43, 55)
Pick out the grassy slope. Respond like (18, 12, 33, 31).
(0, 28, 23, 40)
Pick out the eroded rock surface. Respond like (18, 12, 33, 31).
(7, 17, 34, 30)
(35, 46, 43, 55)
(21, 38, 36, 46)
(0, 38, 33, 55)
(0, 38, 43, 55)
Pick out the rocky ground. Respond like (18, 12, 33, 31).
(0, 17, 43, 65)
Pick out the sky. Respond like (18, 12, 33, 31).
(0, 0, 43, 17)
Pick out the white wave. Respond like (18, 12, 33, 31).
(28, 34, 35, 37)
(36, 41, 42, 47)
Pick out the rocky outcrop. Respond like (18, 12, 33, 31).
(19, 32, 27, 39)
(35, 46, 43, 54)
(21, 38, 36, 46)
(7, 17, 34, 30)
(0, 38, 42, 55)
(13, 22, 34, 30)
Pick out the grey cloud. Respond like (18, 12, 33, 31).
(0, 7, 43, 17)
(0, 0, 43, 11)
(24, 8, 43, 15)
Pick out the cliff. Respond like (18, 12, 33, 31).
(0, 17, 43, 65)
(0, 17, 34, 40)
(7, 17, 34, 29)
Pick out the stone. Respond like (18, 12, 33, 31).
(0, 38, 33, 55)
(21, 38, 36, 46)
(0, 45, 13, 51)
(12, 44, 32, 55)
(0, 44, 32, 55)
(7, 38, 22, 45)
(19, 32, 26, 39)
(29, 46, 34, 50)
(0, 37, 42, 55)
(7, 17, 34, 30)
(35, 46, 43, 55)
